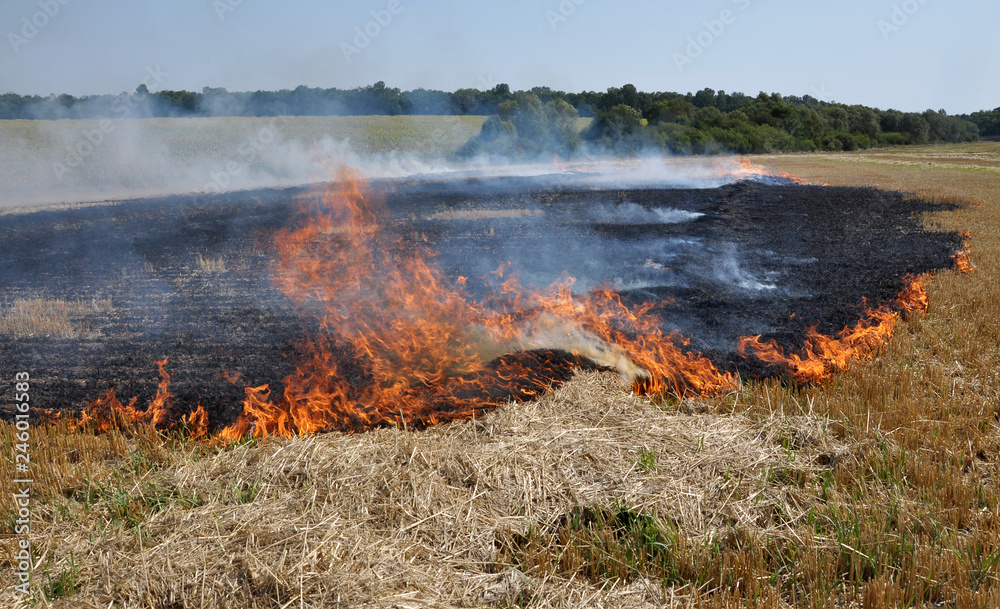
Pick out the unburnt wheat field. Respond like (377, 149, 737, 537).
(1, 138, 998, 608)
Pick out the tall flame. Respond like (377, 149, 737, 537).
(216, 171, 735, 439)
(72, 359, 188, 433)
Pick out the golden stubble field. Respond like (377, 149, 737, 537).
(1, 142, 999, 608)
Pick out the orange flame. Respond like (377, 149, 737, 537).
(181, 404, 210, 440)
(68, 359, 210, 437)
(737, 275, 929, 384)
(726, 157, 827, 186)
(146, 358, 173, 428)
(953, 232, 976, 274)
(74, 387, 140, 433)
(214, 171, 735, 440)
(61, 171, 960, 442)
(74, 359, 171, 431)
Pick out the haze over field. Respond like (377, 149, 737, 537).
(0, 115, 762, 208)
(0, 116, 490, 207)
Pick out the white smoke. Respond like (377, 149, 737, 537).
(583, 201, 704, 225)
(0, 117, 765, 210)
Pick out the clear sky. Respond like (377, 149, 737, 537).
(1, 0, 997, 114)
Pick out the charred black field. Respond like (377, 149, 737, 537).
(0, 175, 963, 428)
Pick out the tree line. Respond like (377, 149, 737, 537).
(1, 81, 994, 154)
(583, 90, 986, 154)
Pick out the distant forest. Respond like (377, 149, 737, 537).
(2, 81, 997, 154)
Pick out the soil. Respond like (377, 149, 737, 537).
(0, 175, 962, 428)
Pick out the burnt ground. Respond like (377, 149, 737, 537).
(0, 175, 962, 427)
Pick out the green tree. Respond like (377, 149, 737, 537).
(847, 105, 880, 138)
(797, 107, 828, 140)
(450, 88, 478, 114)
(822, 106, 850, 132)
(459, 93, 581, 158)
(645, 100, 697, 125)
(899, 113, 930, 144)
(584, 104, 646, 154)
(966, 108, 1000, 136)
(694, 106, 724, 129)
(880, 109, 904, 133)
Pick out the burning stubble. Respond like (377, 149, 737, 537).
(218, 172, 726, 439)
(0, 162, 968, 440)
(1, 147, 992, 609)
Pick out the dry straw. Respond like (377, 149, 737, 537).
(1, 372, 839, 608)
(0, 297, 112, 338)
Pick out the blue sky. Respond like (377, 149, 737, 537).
(2, 0, 997, 114)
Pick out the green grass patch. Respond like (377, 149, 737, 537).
(499, 503, 692, 586)
(40, 553, 79, 601)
